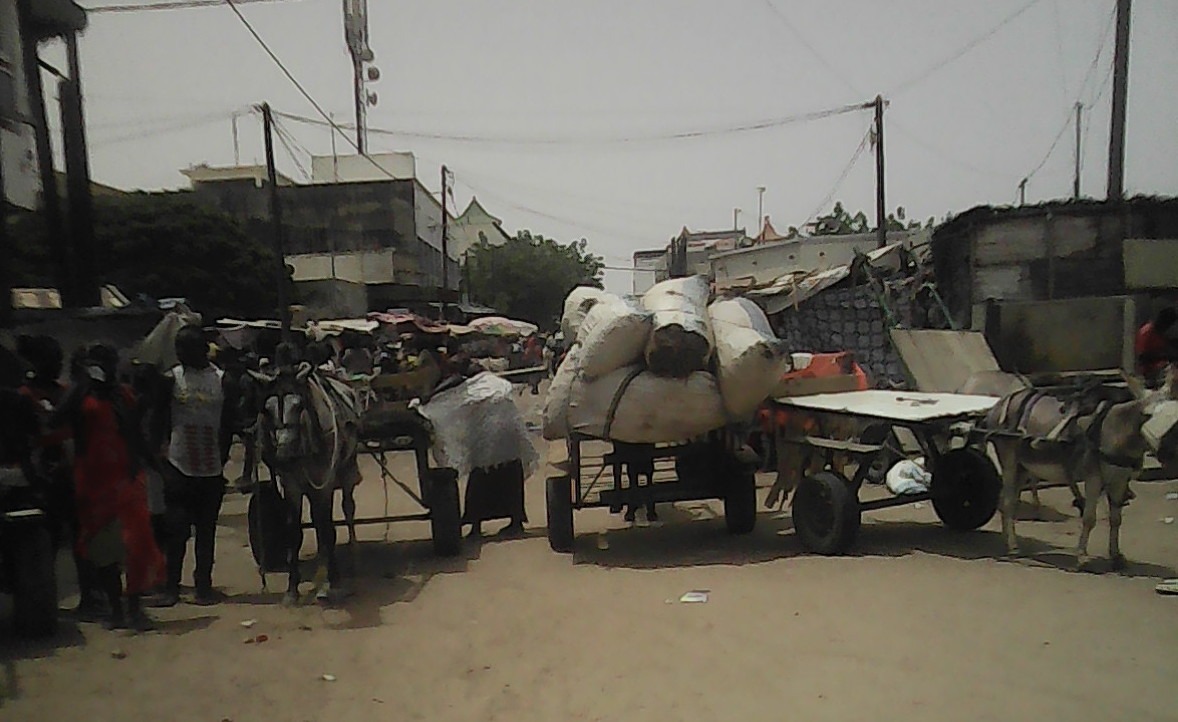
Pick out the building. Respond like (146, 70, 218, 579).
(449, 196, 511, 260)
(931, 197, 1178, 372)
(667, 227, 752, 277)
(182, 163, 294, 188)
(712, 229, 926, 292)
(309, 151, 415, 184)
(632, 248, 667, 295)
(183, 162, 460, 318)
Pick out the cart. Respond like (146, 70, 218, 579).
(246, 371, 462, 571)
(766, 390, 1002, 555)
(544, 428, 759, 553)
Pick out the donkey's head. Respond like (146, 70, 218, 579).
(252, 362, 319, 465)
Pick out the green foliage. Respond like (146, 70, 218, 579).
(796, 201, 934, 238)
(8, 193, 283, 318)
(464, 230, 604, 330)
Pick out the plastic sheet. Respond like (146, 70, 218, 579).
(419, 372, 538, 478)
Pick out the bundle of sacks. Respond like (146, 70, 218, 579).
(543, 276, 790, 443)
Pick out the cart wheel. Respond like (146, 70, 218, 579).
(792, 471, 860, 555)
(11, 521, 58, 638)
(931, 448, 1001, 531)
(724, 470, 757, 535)
(546, 475, 574, 553)
(428, 468, 462, 557)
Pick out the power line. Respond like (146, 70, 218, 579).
(86, 0, 297, 13)
(802, 127, 873, 228)
(222, 0, 397, 182)
(271, 116, 310, 180)
(888, 120, 1011, 179)
(889, 0, 1044, 96)
(271, 101, 873, 147)
(760, 0, 861, 97)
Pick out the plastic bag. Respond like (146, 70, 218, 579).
(567, 365, 726, 443)
(708, 298, 789, 419)
(419, 372, 538, 478)
(885, 459, 931, 496)
(561, 287, 609, 342)
(642, 276, 714, 378)
(576, 295, 652, 380)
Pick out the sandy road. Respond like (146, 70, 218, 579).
(2, 387, 1177, 721)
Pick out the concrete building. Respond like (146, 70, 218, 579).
(449, 196, 511, 260)
(712, 229, 926, 292)
(632, 248, 667, 295)
(182, 163, 294, 188)
(667, 227, 751, 278)
(309, 151, 415, 184)
(184, 168, 459, 318)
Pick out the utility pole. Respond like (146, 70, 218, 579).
(756, 186, 766, 240)
(1107, 0, 1131, 200)
(874, 95, 887, 249)
(440, 164, 450, 316)
(733, 207, 741, 232)
(0, 112, 9, 326)
(60, 32, 98, 307)
(1073, 102, 1082, 199)
(1018, 178, 1027, 206)
(261, 103, 291, 339)
(352, 54, 367, 154)
(232, 112, 241, 166)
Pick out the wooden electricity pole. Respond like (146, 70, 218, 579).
(261, 103, 291, 338)
(1107, 0, 1131, 200)
(440, 164, 450, 315)
(874, 95, 887, 249)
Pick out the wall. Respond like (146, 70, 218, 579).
(310, 152, 415, 183)
(632, 251, 665, 295)
(713, 230, 921, 291)
(0, 0, 39, 210)
(1124, 238, 1178, 290)
(982, 296, 1137, 373)
(293, 278, 369, 319)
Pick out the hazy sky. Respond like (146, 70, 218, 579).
(41, 0, 1178, 293)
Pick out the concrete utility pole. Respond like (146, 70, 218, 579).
(1107, 0, 1131, 200)
(874, 95, 887, 249)
(440, 164, 450, 307)
(61, 31, 98, 306)
(0, 113, 9, 326)
(1018, 178, 1027, 206)
(232, 112, 241, 165)
(756, 186, 766, 239)
(261, 103, 291, 339)
(1073, 102, 1082, 199)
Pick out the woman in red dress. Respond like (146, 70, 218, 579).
(56, 344, 165, 631)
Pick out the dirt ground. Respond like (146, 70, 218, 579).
(3, 387, 1178, 722)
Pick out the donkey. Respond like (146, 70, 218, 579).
(982, 368, 1175, 569)
(252, 361, 362, 603)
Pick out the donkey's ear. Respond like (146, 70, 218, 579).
(1125, 374, 1147, 401)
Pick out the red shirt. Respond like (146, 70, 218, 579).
(1135, 321, 1169, 375)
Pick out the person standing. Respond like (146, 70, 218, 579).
(151, 326, 238, 607)
(55, 344, 164, 631)
(1136, 307, 1176, 386)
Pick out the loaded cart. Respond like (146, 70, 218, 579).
(545, 428, 759, 553)
(767, 390, 1002, 555)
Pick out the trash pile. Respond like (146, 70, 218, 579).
(543, 276, 790, 443)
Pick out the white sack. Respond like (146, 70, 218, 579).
(708, 298, 790, 419)
(561, 287, 608, 342)
(885, 459, 931, 496)
(576, 295, 653, 380)
(133, 309, 202, 368)
(642, 275, 714, 378)
(542, 344, 583, 440)
(567, 365, 726, 443)
(420, 372, 538, 478)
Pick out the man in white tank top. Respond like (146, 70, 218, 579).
(150, 326, 238, 607)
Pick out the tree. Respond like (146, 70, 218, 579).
(464, 230, 604, 330)
(8, 193, 283, 318)
(794, 201, 935, 238)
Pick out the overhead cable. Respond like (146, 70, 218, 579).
(87, 0, 295, 13)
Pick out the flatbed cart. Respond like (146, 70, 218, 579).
(766, 390, 1002, 555)
(544, 428, 759, 553)
(247, 388, 462, 573)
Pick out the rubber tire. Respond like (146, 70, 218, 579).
(546, 475, 574, 553)
(724, 471, 757, 535)
(428, 469, 463, 557)
(12, 523, 58, 639)
(792, 471, 860, 555)
(931, 448, 1001, 531)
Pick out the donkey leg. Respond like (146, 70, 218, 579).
(283, 495, 304, 606)
(1076, 475, 1102, 571)
(996, 445, 1022, 556)
(341, 483, 358, 548)
(309, 497, 338, 601)
(1107, 477, 1129, 570)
